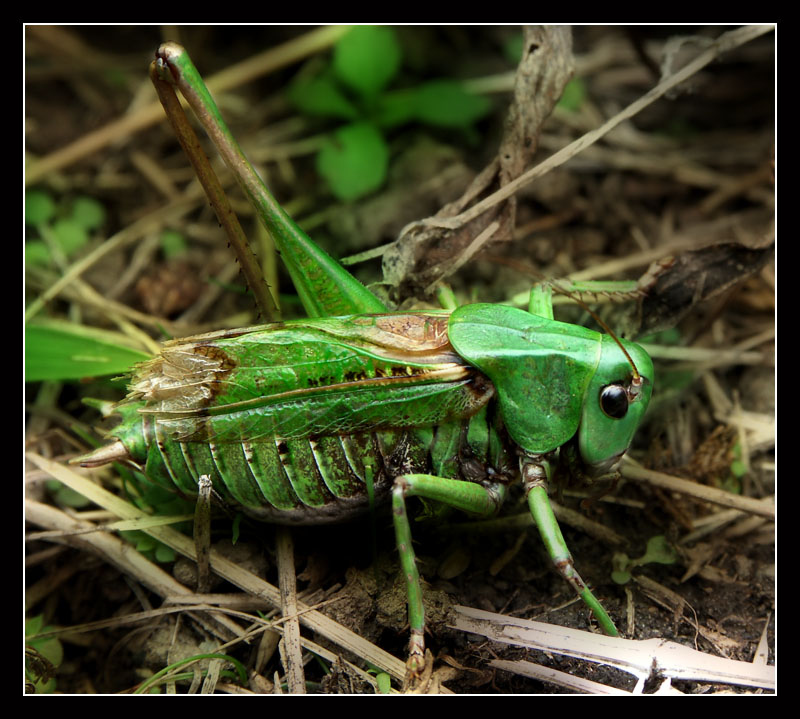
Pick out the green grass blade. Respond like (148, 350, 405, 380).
(25, 319, 152, 381)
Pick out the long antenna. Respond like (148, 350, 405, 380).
(543, 280, 643, 400)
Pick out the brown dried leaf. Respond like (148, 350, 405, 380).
(631, 242, 774, 336)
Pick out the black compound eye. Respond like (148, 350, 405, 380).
(600, 384, 629, 419)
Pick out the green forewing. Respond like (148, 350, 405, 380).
(123, 312, 490, 444)
(448, 304, 603, 454)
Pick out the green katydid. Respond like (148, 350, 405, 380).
(75, 43, 654, 681)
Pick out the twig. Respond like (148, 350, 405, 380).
(622, 457, 774, 519)
(276, 527, 305, 693)
(451, 605, 775, 690)
(404, 25, 773, 237)
(25, 453, 408, 682)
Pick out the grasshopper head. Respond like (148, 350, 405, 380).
(448, 304, 654, 475)
(577, 336, 653, 479)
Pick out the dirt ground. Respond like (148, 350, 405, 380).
(25, 25, 774, 694)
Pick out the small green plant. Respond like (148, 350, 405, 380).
(727, 441, 748, 493)
(158, 228, 190, 259)
(25, 615, 64, 693)
(25, 189, 151, 382)
(120, 529, 178, 563)
(25, 189, 106, 267)
(117, 481, 200, 563)
(45, 478, 93, 509)
(365, 663, 392, 694)
(288, 26, 492, 201)
(557, 77, 587, 112)
(611, 535, 679, 585)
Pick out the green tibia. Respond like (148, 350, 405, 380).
(527, 481, 618, 636)
(392, 473, 507, 659)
